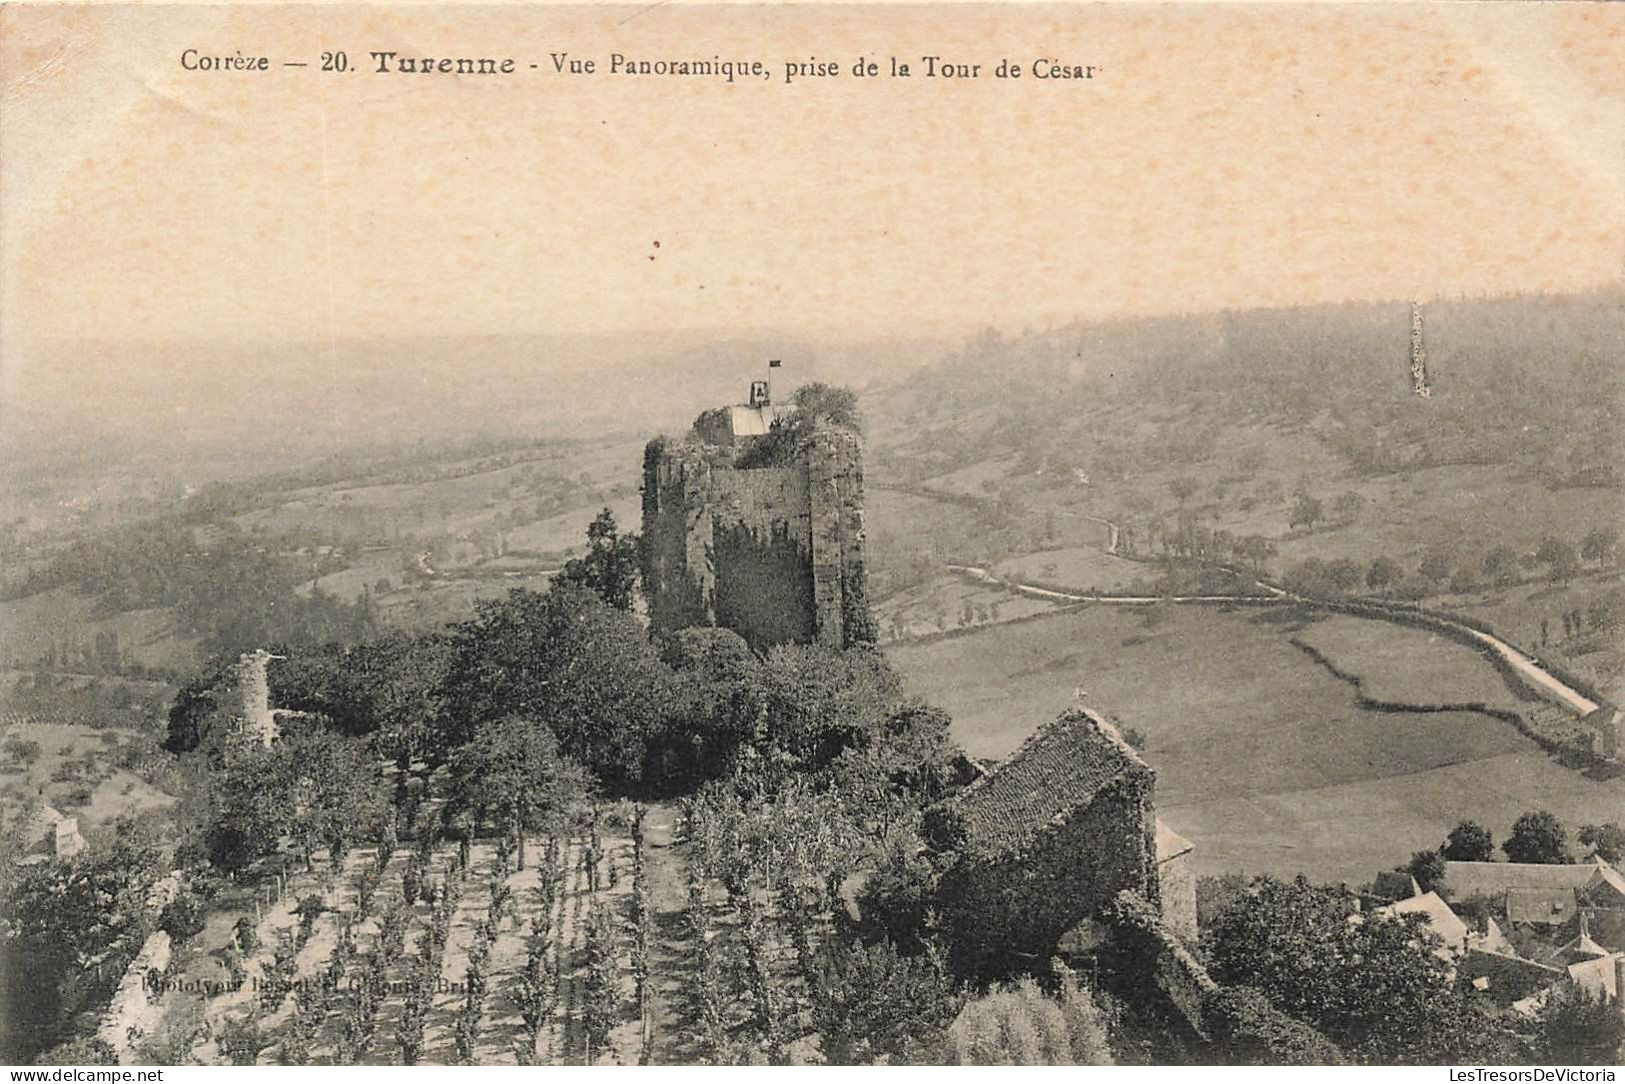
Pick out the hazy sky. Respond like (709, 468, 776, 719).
(3, 2, 1622, 399)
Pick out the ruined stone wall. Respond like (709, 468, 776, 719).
(1158, 848, 1199, 945)
(235, 651, 278, 747)
(1104, 889, 1220, 1043)
(641, 424, 872, 653)
(941, 774, 1158, 980)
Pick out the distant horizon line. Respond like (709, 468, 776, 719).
(9, 280, 1620, 358)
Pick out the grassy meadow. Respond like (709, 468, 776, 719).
(884, 604, 1623, 885)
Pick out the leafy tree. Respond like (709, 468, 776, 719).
(1288, 493, 1324, 532)
(857, 830, 941, 954)
(736, 383, 864, 467)
(446, 717, 583, 870)
(654, 628, 766, 786)
(750, 643, 907, 778)
(559, 509, 641, 611)
(1203, 875, 1511, 1063)
(1577, 822, 1625, 864)
(1333, 491, 1365, 524)
(814, 938, 963, 1065)
(1503, 810, 1573, 865)
(1203, 987, 1342, 1066)
(158, 893, 207, 943)
(280, 729, 390, 870)
(946, 965, 1111, 1065)
(1168, 477, 1199, 506)
(1418, 549, 1454, 586)
(1237, 535, 1276, 573)
(439, 585, 677, 788)
(1325, 558, 1364, 595)
(1405, 850, 1448, 895)
(790, 382, 862, 430)
(2, 826, 164, 1061)
(271, 633, 454, 758)
(1366, 557, 1402, 595)
(1535, 537, 1579, 584)
(1580, 527, 1619, 568)
(1482, 545, 1520, 587)
(1536, 984, 1624, 1066)
(1441, 821, 1494, 863)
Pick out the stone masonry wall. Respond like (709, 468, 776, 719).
(641, 424, 871, 653)
(940, 772, 1159, 981)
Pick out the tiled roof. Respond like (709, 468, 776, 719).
(954, 708, 1151, 855)
(1379, 891, 1469, 952)
(1508, 888, 1583, 925)
(727, 404, 792, 437)
(1444, 861, 1602, 900)
(1586, 862, 1625, 902)
(1567, 953, 1622, 1001)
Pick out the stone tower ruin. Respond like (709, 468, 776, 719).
(233, 648, 281, 748)
(641, 382, 874, 653)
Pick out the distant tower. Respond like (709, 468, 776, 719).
(235, 649, 282, 748)
(1409, 302, 1432, 398)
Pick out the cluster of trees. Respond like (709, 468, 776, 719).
(1202, 876, 1517, 1063)
(7, 516, 378, 660)
(676, 772, 1110, 1065)
(1401, 813, 1625, 895)
(893, 291, 1622, 496)
(169, 574, 948, 813)
(1135, 514, 1276, 573)
(196, 725, 390, 873)
(0, 820, 168, 1062)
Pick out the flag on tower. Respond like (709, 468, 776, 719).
(769, 359, 781, 368)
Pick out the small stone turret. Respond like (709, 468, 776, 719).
(235, 649, 281, 747)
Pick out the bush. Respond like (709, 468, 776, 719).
(34, 1037, 117, 1066)
(1203, 986, 1343, 1066)
(946, 966, 1111, 1065)
(158, 894, 207, 943)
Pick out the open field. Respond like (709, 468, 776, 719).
(0, 588, 199, 673)
(873, 574, 1064, 642)
(229, 438, 643, 546)
(866, 488, 997, 564)
(1429, 572, 1624, 673)
(885, 605, 1623, 885)
(1262, 468, 1622, 574)
(1290, 614, 1533, 708)
(0, 722, 175, 834)
(992, 547, 1150, 595)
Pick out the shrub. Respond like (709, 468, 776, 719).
(1203, 986, 1343, 1066)
(158, 894, 206, 943)
(945, 969, 1109, 1066)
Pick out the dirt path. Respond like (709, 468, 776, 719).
(640, 804, 698, 1065)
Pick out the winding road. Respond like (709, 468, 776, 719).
(945, 560, 1599, 717)
(896, 475, 1604, 721)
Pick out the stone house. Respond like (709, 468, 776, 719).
(938, 707, 1198, 976)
